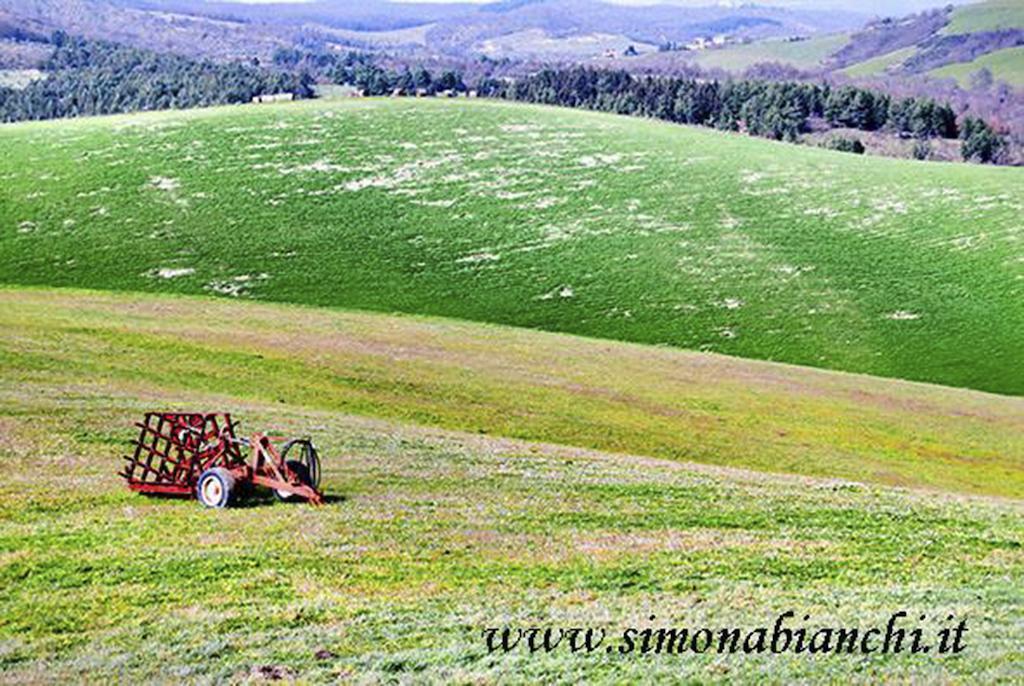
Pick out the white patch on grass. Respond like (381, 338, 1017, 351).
(720, 215, 743, 229)
(886, 310, 920, 321)
(719, 298, 744, 310)
(803, 207, 841, 219)
(716, 326, 738, 339)
(205, 273, 270, 297)
(578, 153, 622, 168)
(456, 252, 501, 264)
(494, 190, 533, 201)
(76, 186, 114, 198)
(149, 267, 195, 279)
(871, 198, 909, 215)
(539, 285, 575, 300)
(500, 124, 541, 134)
(524, 196, 564, 210)
(148, 176, 180, 192)
(278, 159, 349, 175)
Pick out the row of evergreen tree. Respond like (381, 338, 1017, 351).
(293, 49, 468, 97)
(272, 47, 468, 96)
(0, 33, 314, 123)
(475, 67, 1006, 162)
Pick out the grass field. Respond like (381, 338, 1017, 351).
(688, 34, 849, 73)
(0, 287, 1021, 682)
(943, 0, 1024, 35)
(841, 47, 920, 78)
(930, 46, 1024, 87)
(3, 287, 1022, 497)
(479, 30, 658, 59)
(2, 98, 1022, 396)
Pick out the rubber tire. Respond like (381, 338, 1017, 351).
(274, 460, 312, 502)
(196, 467, 235, 508)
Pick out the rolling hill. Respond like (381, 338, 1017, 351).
(835, 0, 1024, 84)
(0, 285, 1021, 681)
(683, 34, 851, 73)
(0, 0, 868, 65)
(689, 1, 1024, 88)
(930, 45, 1024, 87)
(943, 0, 1024, 36)
(4, 287, 1022, 496)
(2, 99, 1022, 395)
(1, 45, 1022, 684)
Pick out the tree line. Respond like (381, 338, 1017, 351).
(1, 38, 1007, 164)
(0, 33, 314, 123)
(476, 66, 1007, 163)
(273, 48, 469, 97)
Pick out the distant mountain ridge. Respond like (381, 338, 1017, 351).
(0, 0, 869, 62)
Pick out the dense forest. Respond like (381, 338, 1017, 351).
(0, 33, 314, 122)
(476, 67, 1007, 163)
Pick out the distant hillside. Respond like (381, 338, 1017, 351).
(0, 0, 868, 65)
(417, 0, 864, 58)
(930, 45, 1024, 87)
(653, 1, 1023, 92)
(831, 1, 1024, 86)
(0, 0, 290, 61)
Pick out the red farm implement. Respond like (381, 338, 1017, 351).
(120, 412, 323, 507)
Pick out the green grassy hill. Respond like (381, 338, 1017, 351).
(0, 287, 1021, 682)
(836, 1, 1024, 84)
(2, 99, 1023, 395)
(943, 0, 1024, 35)
(687, 34, 849, 72)
(840, 46, 918, 77)
(930, 45, 1024, 87)
(931, 0, 1024, 85)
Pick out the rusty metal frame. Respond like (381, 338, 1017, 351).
(121, 413, 323, 505)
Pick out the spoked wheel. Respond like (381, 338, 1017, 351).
(275, 439, 321, 502)
(196, 467, 235, 508)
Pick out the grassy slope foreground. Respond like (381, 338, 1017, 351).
(0, 287, 1021, 682)
(1, 99, 1022, 396)
(2, 287, 1022, 497)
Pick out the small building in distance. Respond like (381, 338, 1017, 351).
(252, 92, 295, 104)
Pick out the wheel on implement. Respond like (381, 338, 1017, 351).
(275, 439, 320, 502)
(283, 439, 321, 483)
(197, 467, 235, 508)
